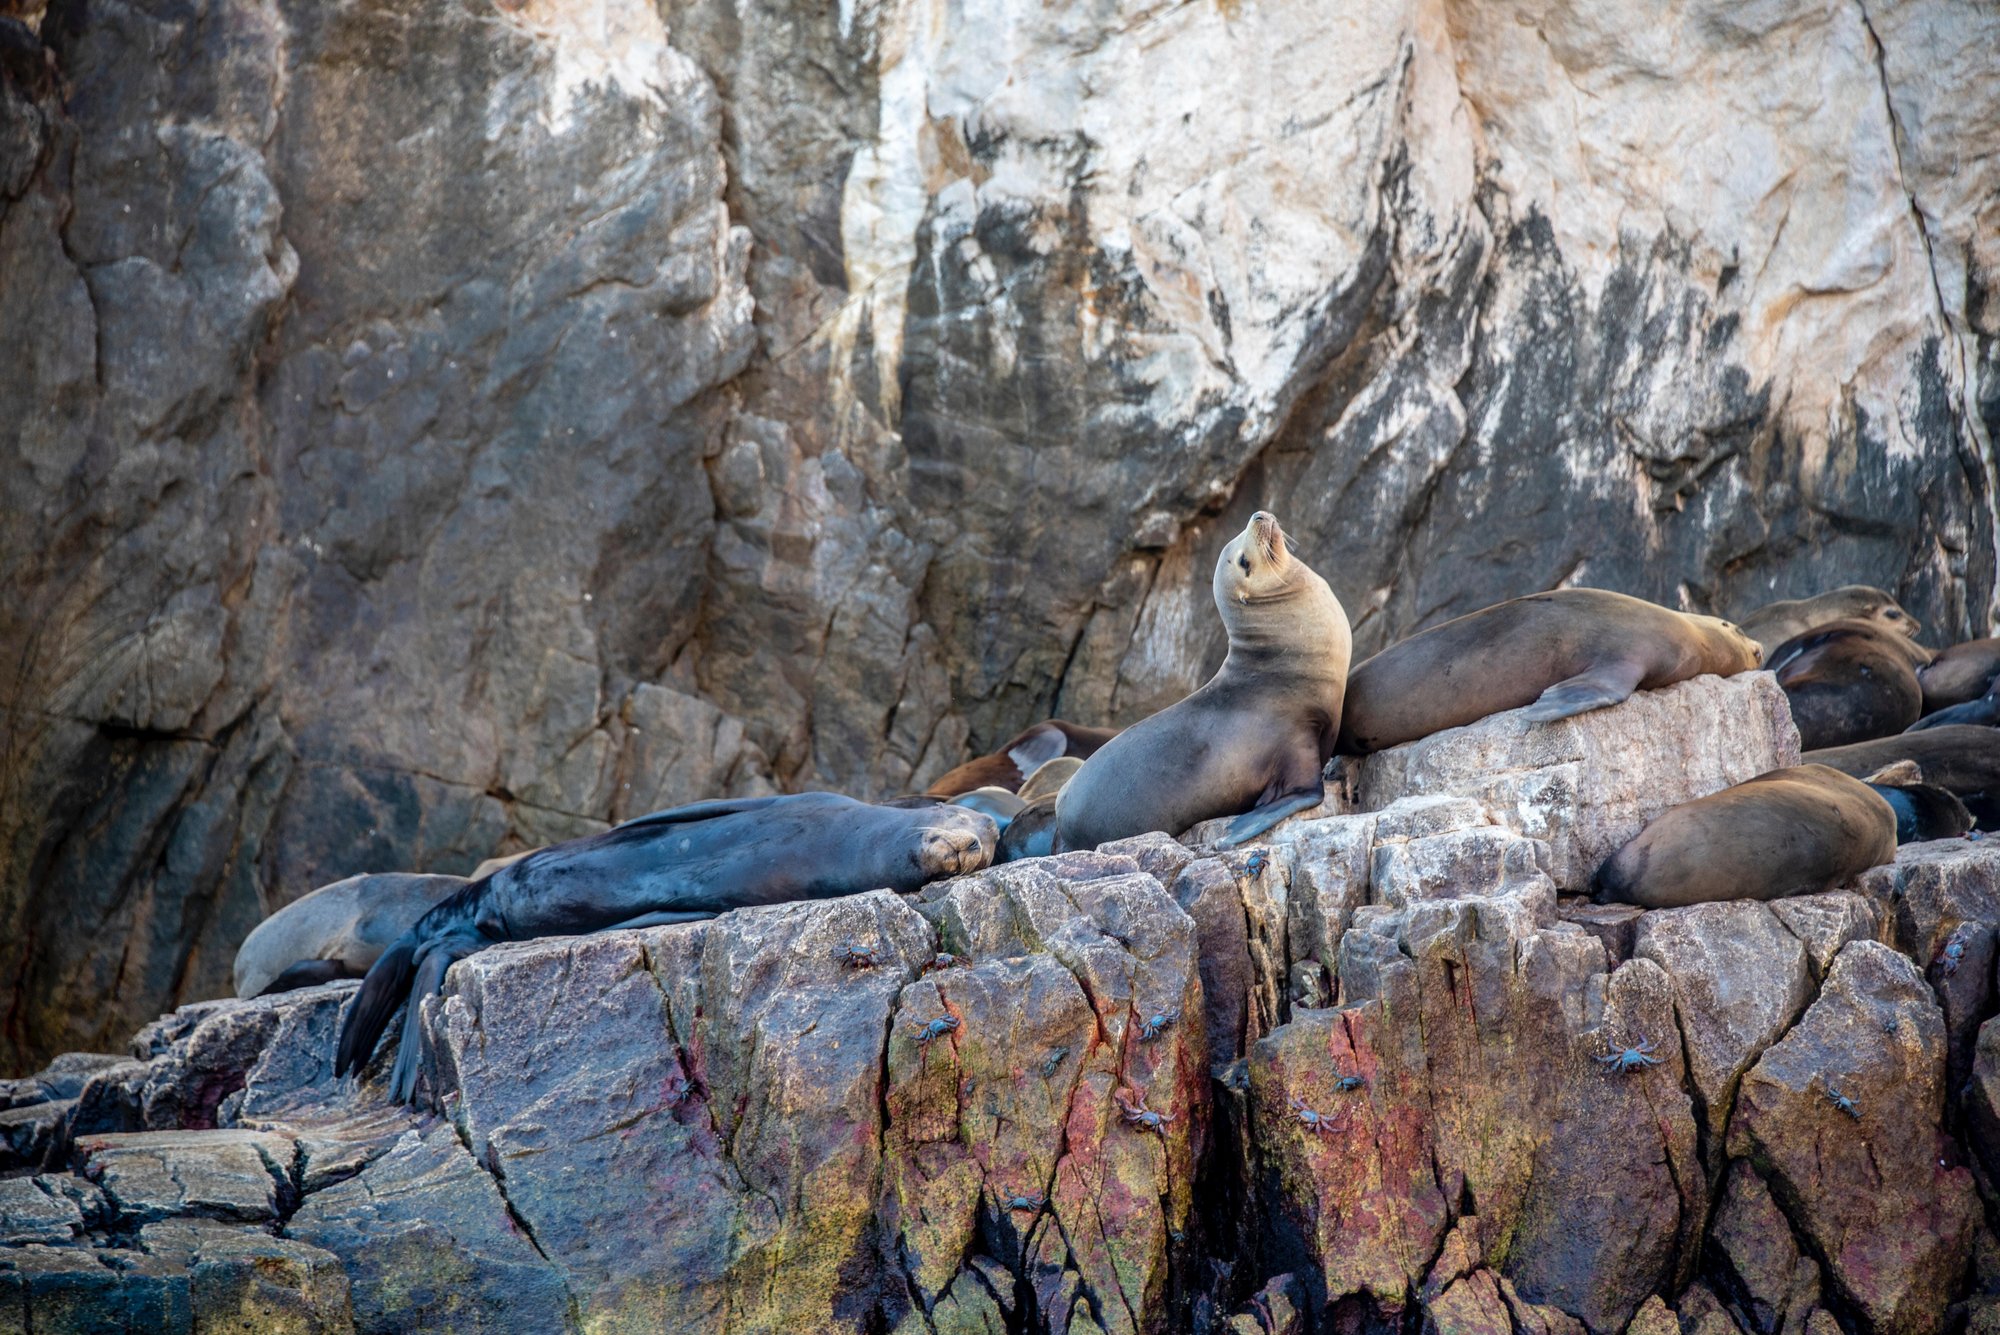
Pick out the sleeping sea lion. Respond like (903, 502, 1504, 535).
(1056, 511, 1349, 852)
(926, 720, 1120, 798)
(1805, 725, 2000, 828)
(233, 873, 469, 999)
(335, 794, 998, 1102)
(1017, 756, 1083, 804)
(1917, 637, 2000, 712)
(1735, 585, 1922, 659)
(1594, 765, 1897, 909)
(1857, 761, 1973, 842)
(1337, 589, 1760, 755)
(1909, 688, 2000, 732)
(1767, 619, 1924, 748)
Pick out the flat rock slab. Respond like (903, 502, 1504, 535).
(0, 1175, 104, 1246)
(76, 1128, 296, 1224)
(1340, 672, 1798, 891)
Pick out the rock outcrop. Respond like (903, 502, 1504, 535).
(4, 0, 1998, 1072)
(3, 678, 1993, 1334)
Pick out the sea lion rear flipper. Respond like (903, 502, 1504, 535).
(1520, 661, 1647, 724)
(335, 936, 419, 1079)
(1006, 723, 1068, 776)
(388, 932, 485, 1104)
(616, 796, 788, 831)
(1215, 786, 1325, 851)
(259, 959, 356, 996)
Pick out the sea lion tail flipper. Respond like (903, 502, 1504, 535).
(259, 959, 355, 997)
(334, 936, 419, 1078)
(1520, 662, 1647, 724)
(1215, 787, 1326, 851)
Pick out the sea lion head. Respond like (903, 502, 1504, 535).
(1684, 612, 1764, 671)
(1213, 511, 1349, 665)
(911, 804, 1000, 878)
(1821, 585, 1922, 640)
(1214, 511, 1299, 608)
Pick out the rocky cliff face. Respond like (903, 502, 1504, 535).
(1, 0, 1996, 1068)
(2, 676, 1996, 1334)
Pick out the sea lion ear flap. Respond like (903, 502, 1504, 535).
(1862, 760, 1925, 786)
(1007, 722, 1068, 775)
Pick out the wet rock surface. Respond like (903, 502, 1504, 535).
(4, 0, 1997, 1075)
(2, 682, 1993, 1332)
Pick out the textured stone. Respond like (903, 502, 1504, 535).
(1708, 1160, 1819, 1335)
(1339, 674, 1799, 891)
(137, 1219, 355, 1335)
(0, 1175, 100, 1246)
(76, 1129, 294, 1224)
(1727, 942, 1980, 1335)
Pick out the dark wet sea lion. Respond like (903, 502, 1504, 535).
(1805, 726, 2000, 828)
(925, 720, 1120, 798)
(233, 873, 469, 999)
(1017, 756, 1083, 804)
(1337, 589, 1760, 755)
(336, 794, 998, 1102)
(1767, 619, 1924, 749)
(950, 786, 1026, 827)
(997, 796, 1059, 862)
(1909, 684, 2000, 731)
(1856, 761, 1973, 843)
(1056, 511, 1349, 852)
(1918, 637, 2000, 712)
(1735, 585, 1922, 659)
(1594, 765, 1897, 909)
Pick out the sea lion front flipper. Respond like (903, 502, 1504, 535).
(258, 959, 355, 997)
(1215, 785, 1326, 851)
(1520, 660, 1647, 724)
(599, 909, 720, 931)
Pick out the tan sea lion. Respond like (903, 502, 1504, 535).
(233, 872, 469, 998)
(949, 786, 1027, 826)
(1017, 756, 1083, 804)
(1594, 765, 1897, 909)
(1337, 589, 1760, 755)
(1806, 725, 2000, 828)
(1918, 637, 2000, 712)
(337, 793, 999, 1103)
(925, 720, 1120, 798)
(1735, 585, 1922, 658)
(1056, 512, 1349, 852)
(1767, 619, 1924, 749)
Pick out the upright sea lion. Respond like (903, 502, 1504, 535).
(1056, 512, 1349, 852)
(1337, 589, 1760, 755)
(233, 873, 469, 999)
(1594, 765, 1897, 909)
(1806, 725, 2000, 827)
(926, 721, 1120, 798)
(335, 794, 998, 1102)
(1735, 585, 1921, 658)
(1918, 637, 2000, 712)
(1017, 756, 1083, 804)
(1767, 619, 1924, 749)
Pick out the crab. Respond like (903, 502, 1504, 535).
(1938, 927, 1970, 978)
(1823, 1083, 1862, 1120)
(1287, 1094, 1339, 1136)
(1041, 1046, 1071, 1079)
(833, 940, 884, 969)
(1002, 1193, 1046, 1213)
(916, 1015, 961, 1045)
(921, 952, 971, 975)
(1594, 1036, 1662, 1074)
(663, 1074, 694, 1107)
(1137, 1008, 1179, 1042)
(1333, 1073, 1367, 1093)
(1244, 850, 1270, 878)
(1116, 1091, 1175, 1136)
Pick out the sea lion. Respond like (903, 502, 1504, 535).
(1918, 637, 2000, 712)
(1909, 688, 2000, 731)
(1017, 756, 1083, 804)
(950, 786, 1026, 827)
(1805, 725, 2000, 827)
(233, 873, 469, 999)
(1055, 512, 1349, 852)
(1857, 761, 1974, 842)
(1767, 619, 1924, 749)
(926, 720, 1120, 798)
(1735, 585, 1922, 658)
(336, 794, 998, 1102)
(997, 796, 1059, 862)
(1337, 589, 1760, 755)
(1594, 765, 1897, 909)
(470, 848, 537, 880)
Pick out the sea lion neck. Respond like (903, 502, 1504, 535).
(1217, 570, 1350, 681)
